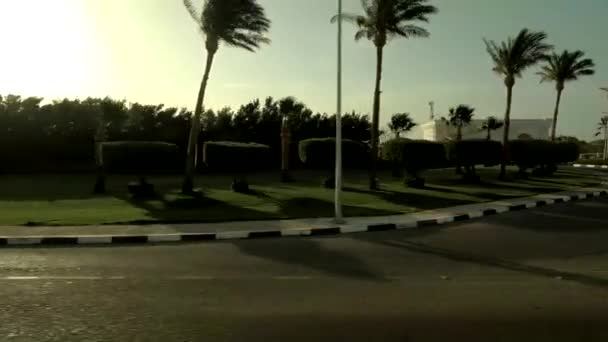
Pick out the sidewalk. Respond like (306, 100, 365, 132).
(0, 187, 606, 244)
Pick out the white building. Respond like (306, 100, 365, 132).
(421, 118, 553, 142)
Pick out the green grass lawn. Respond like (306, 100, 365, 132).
(0, 167, 602, 226)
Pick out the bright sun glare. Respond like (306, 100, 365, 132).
(0, 0, 104, 99)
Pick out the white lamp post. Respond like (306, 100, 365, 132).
(334, 0, 344, 222)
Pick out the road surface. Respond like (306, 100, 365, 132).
(2, 197, 608, 341)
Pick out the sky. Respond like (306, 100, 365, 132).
(0, 0, 607, 140)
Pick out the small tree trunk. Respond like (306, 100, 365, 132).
(487, 128, 491, 140)
(182, 50, 216, 194)
(604, 128, 608, 160)
(500, 84, 513, 179)
(369, 45, 384, 190)
(550, 88, 563, 141)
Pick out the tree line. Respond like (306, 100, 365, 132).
(0, 94, 372, 172)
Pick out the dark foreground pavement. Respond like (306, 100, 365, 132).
(2, 197, 608, 341)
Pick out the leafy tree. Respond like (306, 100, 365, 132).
(481, 116, 504, 140)
(484, 28, 552, 178)
(447, 105, 475, 141)
(182, 0, 271, 193)
(538, 50, 595, 141)
(333, 0, 438, 190)
(596, 115, 608, 160)
(388, 112, 417, 138)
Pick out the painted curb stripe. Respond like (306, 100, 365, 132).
(180, 234, 216, 242)
(508, 204, 527, 211)
(40, 237, 79, 245)
(111, 236, 148, 244)
(483, 209, 498, 216)
(453, 214, 471, 222)
(248, 231, 282, 239)
(309, 227, 341, 236)
(0, 190, 604, 247)
(367, 224, 397, 232)
(417, 219, 439, 227)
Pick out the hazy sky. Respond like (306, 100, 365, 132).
(1, 0, 607, 140)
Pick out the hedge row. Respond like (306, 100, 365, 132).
(101, 141, 181, 174)
(298, 138, 368, 170)
(203, 141, 271, 173)
(509, 140, 579, 171)
(382, 139, 447, 174)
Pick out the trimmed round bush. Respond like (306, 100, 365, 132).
(382, 139, 446, 187)
(509, 140, 579, 175)
(203, 141, 271, 173)
(101, 141, 181, 174)
(446, 140, 503, 167)
(298, 138, 368, 170)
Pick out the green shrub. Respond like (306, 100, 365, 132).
(203, 141, 271, 173)
(446, 140, 503, 167)
(298, 138, 368, 170)
(382, 139, 446, 187)
(446, 140, 502, 181)
(509, 140, 579, 175)
(102, 141, 181, 174)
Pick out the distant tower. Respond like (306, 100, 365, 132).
(428, 101, 435, 120)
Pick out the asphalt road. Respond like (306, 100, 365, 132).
(2, 197, 608, 341)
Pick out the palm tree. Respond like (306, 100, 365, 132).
(333, 0, 438, 190)
(481, 116, 504, 140)
(538, 50, 595, 141)
(597, 115, 608, 160)
(181, 0, 271, 193)
(388, 112, 417, 138)
(484, 28, 552, 178)
(448, 105, 475, 141)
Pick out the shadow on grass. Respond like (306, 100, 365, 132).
(280, 197, 400, 218)
(343, 187, 476, 210)
(116, 192, 274, 224)
(235, 238, 387, 281)
(372, 239, 608, 289)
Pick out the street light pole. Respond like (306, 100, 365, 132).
(334, 0, 344, 222)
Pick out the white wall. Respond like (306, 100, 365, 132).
(422, 119, 552, 142)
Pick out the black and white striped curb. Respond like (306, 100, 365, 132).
(573, 164, 608, 169)
(1, 190, 607, 247)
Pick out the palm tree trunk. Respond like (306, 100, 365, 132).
(499, 85, 513, 179)
(550, 88, 563, 141)
(369, 45, 383, 190)
(182, 50, 216, 193)
(604, 128, 608, 160)
(487, 127, 491, 140)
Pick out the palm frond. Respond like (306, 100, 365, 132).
(340, 0, 437, 45)
(183, 0, 203, 31)
(536, 49, 595, 86)
(190, 0, 270, 52)
(485, 28, 552, 79)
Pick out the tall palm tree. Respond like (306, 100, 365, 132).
(181, 0, 271, 193)
(481, 116, 504, 140)
(538, 50, 595, 141)
(388, 112, 417, 138)
(448, 105, 475, 141)
(597, 115, 608, 160)
(333, 0, 438, 190)
(484, 28, 552, 178)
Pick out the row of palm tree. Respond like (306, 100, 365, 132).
(180, 0, 599, 192)
(484, 29, 596, 178)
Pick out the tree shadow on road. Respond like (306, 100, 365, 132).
(370, 239, 608, 289)
(342, 187, 474, 210)
(234, 238, 387, 282)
